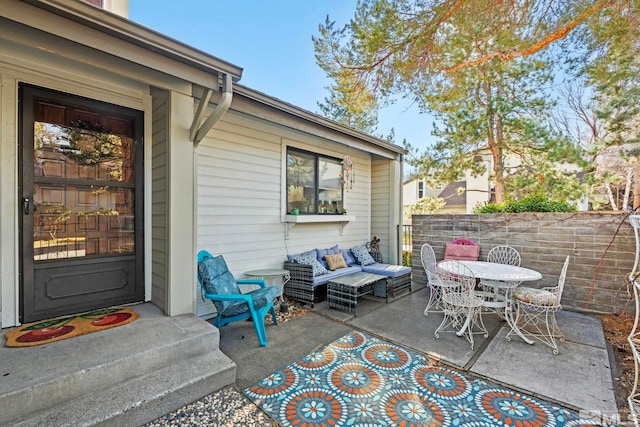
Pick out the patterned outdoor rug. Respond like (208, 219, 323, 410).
(243, 330, 606, 426)
(4, 307, 139, 347)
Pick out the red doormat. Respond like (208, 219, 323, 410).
(4, 307, 139, 347)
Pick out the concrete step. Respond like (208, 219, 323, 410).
(0, 303, 236, 426)
(12, 350, 236, 427)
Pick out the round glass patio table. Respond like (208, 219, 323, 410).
(244, 268, 290, 303)
(436, 260, 542, 345)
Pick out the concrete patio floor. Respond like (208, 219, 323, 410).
(219, 285, 622, 425)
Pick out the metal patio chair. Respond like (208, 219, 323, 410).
(486, 245, 521, 267)
(197, 250, 280, 347)
(507, 255, 570, 354)
(480, 245, 522, 317)
(434, 262, 488, 349)
(420, 243, 440, 316)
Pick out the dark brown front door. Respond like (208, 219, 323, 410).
(19, 85, 144, 323)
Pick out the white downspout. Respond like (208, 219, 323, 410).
(191, 73, 233, 146)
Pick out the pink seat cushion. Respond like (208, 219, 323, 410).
(444, 243, 480, 261)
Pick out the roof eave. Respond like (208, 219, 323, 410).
(234, 84, 407, 156)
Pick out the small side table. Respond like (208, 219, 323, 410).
(244, 268, 291, 305)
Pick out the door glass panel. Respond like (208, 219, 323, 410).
(33, 120, 136, 260)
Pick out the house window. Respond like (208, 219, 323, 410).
(418, 181, 425, 198)
(287, 147, 343, 214)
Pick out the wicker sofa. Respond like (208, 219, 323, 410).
(283, 245, 411, 307)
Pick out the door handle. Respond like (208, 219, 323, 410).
(23, 197, 30, 215)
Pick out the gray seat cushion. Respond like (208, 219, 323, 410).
(361, 263, 411, 278)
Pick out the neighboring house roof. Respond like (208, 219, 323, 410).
(438, 180, 466, 207)
(403, 177, 416, 186)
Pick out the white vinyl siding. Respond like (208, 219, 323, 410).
(371, 158, 391, 262)
(0, 74, 18, 328)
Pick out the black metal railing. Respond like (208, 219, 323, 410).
(401, 224, 412, 266)
(402, 224, 412, 249)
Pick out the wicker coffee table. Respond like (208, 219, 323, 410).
(327, 272, 389, 316)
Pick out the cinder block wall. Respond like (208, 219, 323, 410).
(411, 212, 637, 314)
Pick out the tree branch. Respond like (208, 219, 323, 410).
(444, 0, 614, 73)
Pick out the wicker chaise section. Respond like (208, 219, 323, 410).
(387, 273, 411, 297)
(283, 261, 328, 307)
(365, 251, 411, 297)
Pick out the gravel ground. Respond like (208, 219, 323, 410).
(144, 386, 275, 427)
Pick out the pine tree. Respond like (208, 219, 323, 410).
(314, 0, 616, 203)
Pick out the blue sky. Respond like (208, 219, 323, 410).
(128, 1, 434, 152)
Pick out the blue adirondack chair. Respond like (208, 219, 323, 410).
(197, 250, 279, 347)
